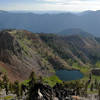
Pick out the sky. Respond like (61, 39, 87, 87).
(0, 0, 100, 12)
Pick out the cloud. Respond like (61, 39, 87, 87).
(37, 0, 99, 4)
(31, 0, 100, 8)
(0, 0, 100, 11)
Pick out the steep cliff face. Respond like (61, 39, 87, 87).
(0, 30, 53, 81)
(0, 30, 22, 63)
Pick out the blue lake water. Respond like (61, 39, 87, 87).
(56, 70, 83, 81)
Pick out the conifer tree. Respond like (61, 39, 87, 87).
(9, 82, 13, 93)
(27, 71, 37, 100)
(13, 81, 20, 98)
(98, 87, 100, 100)
(20, 83, 25, 97)
(2, 74, 9, 95)
(90, 83, 93, 91)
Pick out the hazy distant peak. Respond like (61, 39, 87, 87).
(0, 10, 8, 13)
(58, 28, 92, 37)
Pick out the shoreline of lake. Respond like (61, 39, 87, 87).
(56, 69, 84, 81)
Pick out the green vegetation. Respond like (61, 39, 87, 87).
(21, 75, 62, 87)
(72, 63, 90, 78)
(96, 61, 100, 68)
(0, 65, 7, 73)
(92, 75, 100, 80)
(43, 75, 62, 87)
(0, 96, 13, 100)
(21, 80, 30, 86)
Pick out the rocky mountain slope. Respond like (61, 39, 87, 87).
(0, 30, 70, 81)
(0, 29, 100, 82)
(40, 34, 100, 65)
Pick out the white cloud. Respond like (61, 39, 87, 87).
(1, 0, 100, 11)
(39, 0, 100, 11)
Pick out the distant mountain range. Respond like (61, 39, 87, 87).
(0, 10, 8, 13)
(58, 28, 93, 37)
(0, 10, 100, 36)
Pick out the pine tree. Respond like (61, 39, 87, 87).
(2, 74, 9, 95)
(20, 84, 25, 97)
(90, 83, 93, 91)
(94, 79, 98, 89)
(13, 81, 20, 98)
(27, 71, 37, 100)
(9, 82, 13, 93)
(98, 87, 100, 100)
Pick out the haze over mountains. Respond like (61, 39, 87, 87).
(0, 10, 100, 36)
(58, 28, 92, 37)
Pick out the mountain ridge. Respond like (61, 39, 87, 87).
(58, 28, 93, 38)
(0, 10, 100, 36)
(0, 29, 100, 81)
